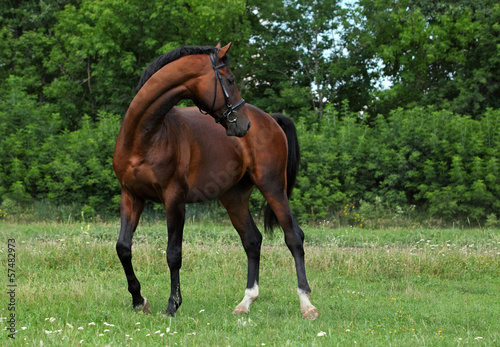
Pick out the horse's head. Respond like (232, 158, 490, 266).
(195, 42, 250, 137)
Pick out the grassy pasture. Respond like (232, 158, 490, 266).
(1, 221, 499, 346)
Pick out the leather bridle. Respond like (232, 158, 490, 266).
(200, 52, 246, 123)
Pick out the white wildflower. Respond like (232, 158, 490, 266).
(317, 331, 327, 337)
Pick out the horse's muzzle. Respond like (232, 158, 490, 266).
(226, 118, 251, 137)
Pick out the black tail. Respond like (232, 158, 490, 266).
(264, 114, 300, 233)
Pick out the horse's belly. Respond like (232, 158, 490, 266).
(185, 159, 243, 203)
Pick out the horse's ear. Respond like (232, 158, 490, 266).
(218, 41, 232, 59)
(215, 41, 221, 49)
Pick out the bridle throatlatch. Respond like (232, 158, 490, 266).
(199, 52, 246, 123)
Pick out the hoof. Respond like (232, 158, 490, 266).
(301, 306, 319, 320)
(135, 297, 151, 314)
(164, 302, 179, 317)
(163, 310, 175, 317)
(233, 284, 258, 316)
(232, 305, 249, 315)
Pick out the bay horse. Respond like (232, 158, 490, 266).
(113, 43, 318, 320)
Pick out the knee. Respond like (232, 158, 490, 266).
(116, 240, 131, 259)
(166, 248, 182, 269)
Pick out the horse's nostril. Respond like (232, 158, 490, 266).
(247, 121, 251, 131)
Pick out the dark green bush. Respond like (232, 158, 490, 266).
(289, 106, 500, 225)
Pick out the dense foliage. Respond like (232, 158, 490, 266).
(1, 0, 499, 225)
(292, 105, 500, 224)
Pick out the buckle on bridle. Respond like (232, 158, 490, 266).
(217, 98, 246, 123)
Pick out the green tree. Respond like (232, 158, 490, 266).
(2, 0, 250, 129)
(0, 0, 80, 107)
(358, 0, 500, 117)
(242, 0, 352, 119)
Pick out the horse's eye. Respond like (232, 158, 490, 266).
(227, 78, 235, 85)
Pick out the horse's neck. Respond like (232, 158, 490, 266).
(119, 57, 201, 148)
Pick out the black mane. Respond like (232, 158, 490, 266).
(137, 46, 221, 90)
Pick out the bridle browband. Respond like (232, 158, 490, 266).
(200, 52, 246, 123)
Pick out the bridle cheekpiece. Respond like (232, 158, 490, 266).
(200, 51, 246, 124)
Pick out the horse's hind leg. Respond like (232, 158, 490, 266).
(261, 188, 318, 320)
(220, 186, 262, 315)
(116, 190, 150, 312)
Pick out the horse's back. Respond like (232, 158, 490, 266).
(172, 104, 288, 177)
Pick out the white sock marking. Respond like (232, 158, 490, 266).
(236, 282, 259, 312)
(297, 288, 313, 312)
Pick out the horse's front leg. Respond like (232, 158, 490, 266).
(116, 190, 150, 312)
(164, 199, 186, 316)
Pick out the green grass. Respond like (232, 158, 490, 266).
(1, 221, 500, 346)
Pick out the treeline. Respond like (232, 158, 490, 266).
(2, 80, 498, 225)
(1, 0, 499, 225)
(292, 106, 500, 226)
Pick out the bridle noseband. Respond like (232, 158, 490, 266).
(200, 52, 246, 124)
